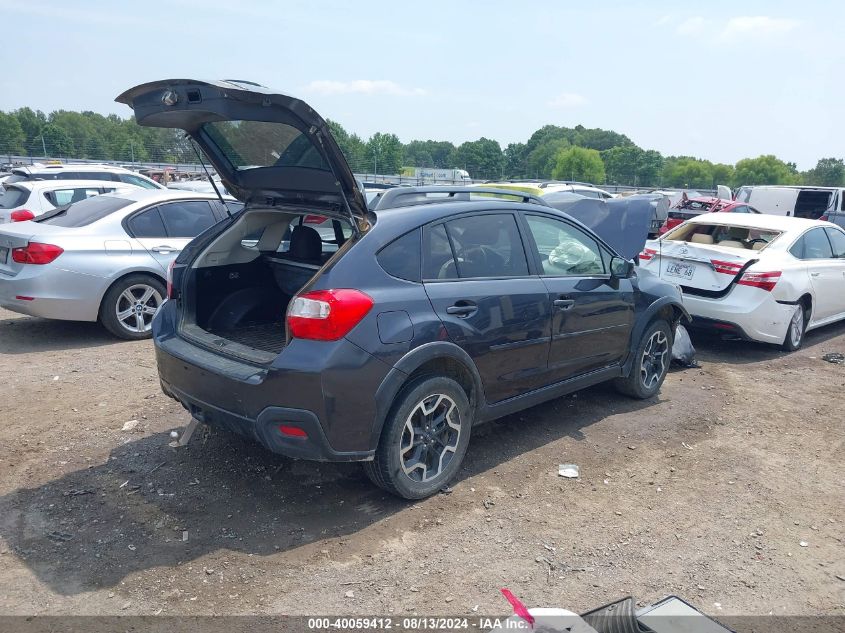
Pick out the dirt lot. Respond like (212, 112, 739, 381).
(0, 306, 843, 618)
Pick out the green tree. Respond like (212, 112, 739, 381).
(803, 158, 845, 186)
(503, 142, 527, 178)
(12, 107, 46, 150)
(450, 137, 504, 180)
(661, 156, 714, 189)
(526, 138, 569, 179)
(733, 155, 799, 186)
(601, 145, 642, 184)
(365, 132, 403, 174)
(402, 140, 456, 168)
(710, 163, 735, 188)
(0, 112, 26, 154)
(327, 119, 367, 171)
(39, 124, 75, 156)
(551, 146, 605, 183)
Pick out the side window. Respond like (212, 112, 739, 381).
(423, 224, 458, 280)
(732, 205, 750, 213)
(790, 228, 833, 260)
(825, 228, 845, 258)
(377, 228, 421, 282)
(44, 187, 101, 206)
(119, 173, 159, 189)
(128, 207, 168, 238)
(158, 200, 217, 238)
(444, 214, 529, 278)
(525, 214, 605, 276)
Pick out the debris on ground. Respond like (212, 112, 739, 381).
(121, 420, 139, 432)
(558, 464, 580, 478)
(821, 352, 845, 365)
(672, 325, 700, 368)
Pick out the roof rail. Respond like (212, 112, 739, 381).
(371, 186, 551, 211)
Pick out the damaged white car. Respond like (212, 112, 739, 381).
(639, 213, 845, 350)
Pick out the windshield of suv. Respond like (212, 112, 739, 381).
(204, 121, 329, 171)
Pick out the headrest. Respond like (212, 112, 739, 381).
(289, 225, 322, 261)
(689, 233, 714, 244)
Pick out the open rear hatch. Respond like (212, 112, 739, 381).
(117, 79, 365, 365)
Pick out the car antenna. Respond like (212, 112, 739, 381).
(188, 137, 231, 218)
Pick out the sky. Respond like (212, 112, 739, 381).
(1, 0, 842, 170)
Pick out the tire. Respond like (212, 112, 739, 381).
(781, 303, 806, 352)
(364, 376, 472, 500)
(99, 274, 166, 340)
(614, 319, 673, 399)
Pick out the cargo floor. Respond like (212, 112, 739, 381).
(209, 321, 286, 355)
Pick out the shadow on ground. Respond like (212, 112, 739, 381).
(0, 316, 120, 354)
(0, 383, 655, 595)
(688, 320, 845, 366)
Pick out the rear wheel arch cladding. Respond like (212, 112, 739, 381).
(798, 293, 812, 320)
(370, 345, 484, 450)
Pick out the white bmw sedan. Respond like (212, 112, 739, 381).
(639, 213, 845, 350)
(0, 189, 238, 339)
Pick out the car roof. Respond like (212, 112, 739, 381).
(10, 179, 140, 191)
(12, 163, 135, 174)
(686, 212, 835, 232)
(104, 188, 225, 204)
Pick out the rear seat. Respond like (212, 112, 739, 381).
(263, 225, 325, 296)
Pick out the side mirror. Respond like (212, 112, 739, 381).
(610, 256, 635, 279)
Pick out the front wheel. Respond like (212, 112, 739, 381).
(781, 303, 806, 352)
(364, 376, 472, 500)
(99, 274, 165, 340)
(614, 319, 673, 399)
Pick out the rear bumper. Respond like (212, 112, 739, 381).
(153, 302, 386, 461)
(161, 379, 370, 461)
(681, 288, 794, 344)
(0, 267, 104, 321)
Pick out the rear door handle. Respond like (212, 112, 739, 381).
(446, 302, 477, 317)
(151, 245, 176, 254)
(553, 298, 576, 310)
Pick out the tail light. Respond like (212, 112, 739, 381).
(287, 289, 374, 341)
(12, 242, 64, 265)
(710, 259, 744, 275)
(639, 248, 657, 261)
(737, 271, 781, 292)
(303, 215, 327, 224)
(10, 209, 35, 222)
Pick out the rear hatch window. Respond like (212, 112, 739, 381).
(35, 195, 134, 227)
(0, 186, 29, 208)
(204, 121, 329, 171)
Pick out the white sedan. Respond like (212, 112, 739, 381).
(639, 213, 845, 350)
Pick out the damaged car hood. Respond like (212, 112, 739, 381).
(543, 196, 652, 260)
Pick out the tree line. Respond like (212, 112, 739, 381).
(2, 107, 843, 188)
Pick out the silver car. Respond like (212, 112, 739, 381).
(0, 189, 237, 339)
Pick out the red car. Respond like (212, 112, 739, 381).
(658, 196, 759, 235)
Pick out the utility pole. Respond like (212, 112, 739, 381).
(41, 135, 47, 158)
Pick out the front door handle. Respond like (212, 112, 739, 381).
(151, 245, 175, 254)
(446, 302, 477, 317)
(553, 298, 576, 310)
(810, 271, 820, 277)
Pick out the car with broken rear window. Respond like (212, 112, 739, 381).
(118, 79, 688, 499)
(658, 196, 759, 235)
(640, 213, 845, 351)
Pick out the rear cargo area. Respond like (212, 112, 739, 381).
(179, 209, 351, 363)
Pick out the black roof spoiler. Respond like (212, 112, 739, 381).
(372, 186, 551, 211)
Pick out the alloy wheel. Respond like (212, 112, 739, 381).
(640, 330, 669, 390)
(399, 394, 461, 483)
(115, 284, 163, 334)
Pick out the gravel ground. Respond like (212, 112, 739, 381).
(0, 307, 843, 618)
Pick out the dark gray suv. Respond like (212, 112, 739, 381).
(119, 79, 688, 499)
